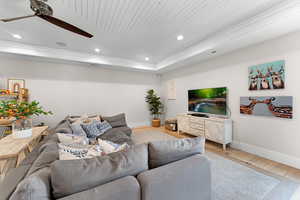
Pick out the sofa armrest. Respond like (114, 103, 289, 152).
(58, 176, 141, 200)
(137, 154, 211, 200)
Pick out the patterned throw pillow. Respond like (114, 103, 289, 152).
(57, 133, 89, 145)
(97, 120, 112, 133)
(98, 139, 129, 154)
(58, 143, 89, 160)
(81, 120, 103, 138)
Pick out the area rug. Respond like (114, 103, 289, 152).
(132, 131, 300, 200)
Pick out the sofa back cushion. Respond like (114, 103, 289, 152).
(51, 144, 148, 199)
(148, 137, 205, 169)
(102, 113, 127, 128)
(9, 167, 52, 200)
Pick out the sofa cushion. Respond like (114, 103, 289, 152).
(51, 144, 148, 199)
(102, 113, 127, 128)
(0, 165, 30, 200)
(70, 122, 87, 137)
(148, 137, 205, 169)
(27, 142, 59, 176)
(111, 126, 132, 137)
(9, 167, 52, 200)
(53, 118, 73, 134)
(99, 129, 133, 145)
(137, 155, 211, 200)
(59, 176, 141, 200)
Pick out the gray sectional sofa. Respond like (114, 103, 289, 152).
(0, 114, 211, 200)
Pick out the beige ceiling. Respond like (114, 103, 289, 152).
(0, 0, 299, 71)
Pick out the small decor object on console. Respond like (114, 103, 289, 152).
(145, 89, 163, 127)
(8, 79, 25, 93)
(248, 60, 285, 90)
(0, 100, 52, 138)
(240, 96, 293, 119)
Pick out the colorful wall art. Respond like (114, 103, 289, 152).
(240, 96, 293, 119)
(248, 60, 285, 90)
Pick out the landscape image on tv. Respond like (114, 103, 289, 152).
(188, 87, 227, 115)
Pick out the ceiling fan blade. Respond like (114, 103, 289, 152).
(38, 15, 93, 38)
(0, 15, 36, 22)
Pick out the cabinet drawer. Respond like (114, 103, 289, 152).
(190, 117, 205, 124)
(190, 123, 204, 130)
(189, 128, 204, 136)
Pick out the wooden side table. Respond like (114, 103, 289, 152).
(0, 126, 48, 177)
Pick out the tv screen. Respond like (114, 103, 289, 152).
(188, 87, 227, 116)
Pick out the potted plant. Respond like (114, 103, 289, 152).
(0, 100, 52, 138)
(145, 89, 163, 127)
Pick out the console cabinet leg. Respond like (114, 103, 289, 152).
(223, 143, 226, 151)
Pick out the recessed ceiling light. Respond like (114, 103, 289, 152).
(94, 48, 100, 53)
(145, 57, 150, 61)
(177, 35, 184, 41)
(12, 34, 22, 39)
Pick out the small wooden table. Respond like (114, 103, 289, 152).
(0, 126, 48, 177)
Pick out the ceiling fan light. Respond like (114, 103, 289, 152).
(12, 34, 22, 39)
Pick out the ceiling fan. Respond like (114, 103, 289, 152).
(0, 0, 93, 38)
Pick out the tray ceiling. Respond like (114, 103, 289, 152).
(0, 0, 299, 72)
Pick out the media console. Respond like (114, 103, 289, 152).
(177, 113, 232, 151)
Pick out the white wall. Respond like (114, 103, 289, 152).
(161, 31, 300, 169)
(0, 55, 160, 128)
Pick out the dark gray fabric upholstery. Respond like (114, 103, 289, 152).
(51, 144, 148, 199)
(137, 154, 211, 200)
(26, 141, 58, 176)
(99, 129, 133, 145)
(148, 136, 205, 168)
(0, 165, 30, 200)
(9, 167, 53, 200)
(59, 176, 141, 200)
(110, 126, 132, 137)
(51, 117, 72, 134)
(102, 113, 127, 128)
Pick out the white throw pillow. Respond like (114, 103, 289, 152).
(97, 139, 128, 154)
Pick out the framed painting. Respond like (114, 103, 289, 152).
(240, 96, 293, 119)
(248, 60, 285, 90)
(8, 79, 25, 94)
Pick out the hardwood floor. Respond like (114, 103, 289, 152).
(133, 126, 300, 183)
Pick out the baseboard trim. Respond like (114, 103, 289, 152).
(128, 121, 150, 128)
(231, 141, 300, 169)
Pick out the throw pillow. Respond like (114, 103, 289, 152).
(68, 114, 101, 124)
(58, 143, 89, 160)
(148, 137, 205, 169)
(102, 113, 127, 128)
(81, 120, 103, 138)
(56, 133, 89, 145)
(97, 120, 112, 133)
(97, 139, 129, 154)
(70, 122, 87, 137)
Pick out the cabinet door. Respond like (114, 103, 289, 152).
(205, 120, 224, 142)
(177, 116, 189, 133)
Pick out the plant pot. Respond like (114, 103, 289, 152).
(152, 119, 161, 127)
(12, 118, 33, 139)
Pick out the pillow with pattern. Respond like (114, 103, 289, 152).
(97, 120, 112, 133)
(81, 120, 103, 138)
(98, 139, 129, 154)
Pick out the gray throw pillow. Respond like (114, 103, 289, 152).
(51, 144, 148, 199)
(102, 113, 127, 128)
(81, 120, 103, 138)
(70, 122, 87, 137)
(148, 137, 205, 169)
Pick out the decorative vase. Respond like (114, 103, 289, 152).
(152, 119, 161, 127)
(12, 118, 33, 139)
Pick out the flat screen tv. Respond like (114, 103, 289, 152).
(188, 87, 227, 116)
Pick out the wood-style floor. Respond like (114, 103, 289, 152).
(133, 126, 300, 183)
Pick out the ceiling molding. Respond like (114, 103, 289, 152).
(0, 40, 156, 71)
